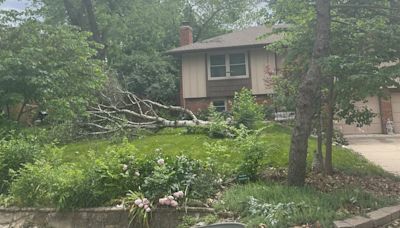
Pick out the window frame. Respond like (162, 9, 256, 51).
(212, 99, 227, 112)
(207, 50, 249, 80)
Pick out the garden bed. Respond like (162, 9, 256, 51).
(1, 124, 399, 227)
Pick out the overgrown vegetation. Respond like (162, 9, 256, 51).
(215, 183, 397, 227)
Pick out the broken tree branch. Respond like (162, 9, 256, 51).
(85, 90, 209, 134)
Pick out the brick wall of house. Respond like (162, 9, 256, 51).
(184, 98, 211, 113)
(184, 95, 273, 114)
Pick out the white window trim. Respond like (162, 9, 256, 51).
(207, 51, 249, 81)
(212, 99, 227, 112)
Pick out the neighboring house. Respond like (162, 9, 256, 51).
(167, 23, 400, 135)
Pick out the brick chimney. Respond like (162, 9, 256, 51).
(179, 22, 193, 46)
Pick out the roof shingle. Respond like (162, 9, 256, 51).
(166, 25, 286, 54)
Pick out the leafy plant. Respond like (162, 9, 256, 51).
(124, 191, 152, 228)
(177, 214, 219, 228)
(0, 134, 44, 193)
(208, 105, 235, 138)
(247, 197, 309, 227)
(235, 126, 267, 181)
(232, 88, 264, 129)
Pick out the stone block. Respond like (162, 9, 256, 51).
(0, 213, 13, 224)
(343, 216, 373, 228)
(367, 209, 392, 227)
(333, 220, 352, 228)
(381, 205, 400, 220)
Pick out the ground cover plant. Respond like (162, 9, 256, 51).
(214, 183, 397, 227)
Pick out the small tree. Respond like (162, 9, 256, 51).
(232, 88, 264, 129)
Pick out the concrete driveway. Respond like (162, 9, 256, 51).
(346, 135, 400, 176)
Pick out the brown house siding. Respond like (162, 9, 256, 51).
(206, 79, 251, 97)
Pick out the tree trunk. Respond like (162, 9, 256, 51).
(81, 0, 102, 42)
(16, 101, 27, 122)
(313, 104, 325, 173)
(287, 0, 331, 186)
(6, 104, 10, 119)
(325, 75, 335, 175)
(81, 0, 105, 59)
(63, 0, 85, 28)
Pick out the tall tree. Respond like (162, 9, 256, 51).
(267, 0, 400, 181)
(287, 0, 331, 186)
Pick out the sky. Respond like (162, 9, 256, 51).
(0, 0, 30, 11)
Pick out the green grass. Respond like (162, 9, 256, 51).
(62, 123, 389, 177)
(214, 183, 397, 227)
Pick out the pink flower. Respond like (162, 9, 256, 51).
(142, 198, 149, 205)
(158, 198, 165, 205)
(134, 199, 142, 206)
(145, 207, 152, 213)
(173, 191, 184, 198)
(170, 200, 178, 207)
(144, 204, 149, 209)
(157, 158, 165, 166)
(138, 203, 144, 208)
(167, 195, 174, 200)
(164, 199, 171, 205)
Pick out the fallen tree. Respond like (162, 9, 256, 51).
(86, 89, 209, 135)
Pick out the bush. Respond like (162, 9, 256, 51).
(9, 139, 221, 208)
(235, 127, 266, 181)
(10, 140, 143, 208)
(142, 155, 220, 201)
(207, 105, 235, 138)
(0, 134, 43, 193)
(232, 88, 264, 129)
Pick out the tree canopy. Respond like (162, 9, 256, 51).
(267, 0, 400, 185)
(0, 12, 106, 121)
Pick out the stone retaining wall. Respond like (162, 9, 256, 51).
(0, 206, 215, 228)
(334, 204, 400, 228)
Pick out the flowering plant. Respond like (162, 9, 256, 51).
(125, 191, 153, 228)
(158, 190, 185, 208)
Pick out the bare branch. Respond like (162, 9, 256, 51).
(85, 90, 209, 135)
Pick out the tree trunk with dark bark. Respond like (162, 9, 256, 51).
(81, 0, 105, 59)
(63, 0, 85, 28)
(288, 0, 331, 186)
(81, 0, 102, 44)
(325, 75, 335, 175)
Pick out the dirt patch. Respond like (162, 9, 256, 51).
(260, 168, 400, 198)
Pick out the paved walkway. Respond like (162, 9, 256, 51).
(346, 135, 400, 176)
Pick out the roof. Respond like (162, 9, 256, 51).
(166, 24, 287, 54)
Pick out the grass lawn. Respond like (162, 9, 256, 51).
(63, 123, 388, 177)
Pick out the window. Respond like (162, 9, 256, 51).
(212, 100, 227, 112)
(209, 52, 248, 79)
(210, 55, 226, 78)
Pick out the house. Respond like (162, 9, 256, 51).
(167, 23, 400, 135)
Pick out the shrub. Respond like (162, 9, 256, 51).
(0, 134, 43, 193)
(10, 139, 143, 208)
(9, 140, 220, 208)
(207, 105, 235, 138)
(142, 155, 220, 201)
(232, 88, 264, 129)
(235, 127, 266, 181)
